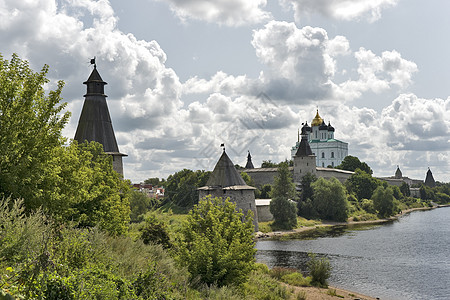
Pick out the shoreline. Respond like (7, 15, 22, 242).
(255, 204, 449, 239)
(257, 204, 450, 299)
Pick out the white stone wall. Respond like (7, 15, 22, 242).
(310, 140, 348, 168)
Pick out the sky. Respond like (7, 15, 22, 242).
(1, 0, 449, 183)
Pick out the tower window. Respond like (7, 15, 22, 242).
(321, 152, 325, 158)
(331, 152, 334, 158)
(322, 162, 324, 167)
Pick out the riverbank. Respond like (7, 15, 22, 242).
(285, 284, 378, 300)
(255, 204, 442, 239)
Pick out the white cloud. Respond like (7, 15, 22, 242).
(158, 0, 271, 26)
(280, 0, 399, 22)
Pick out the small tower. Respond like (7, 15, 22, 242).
(293, 125, 316, 184)
(245, 151, 255, 169)
(74, 61, 127, 176)
(424, 168, 436, 188)
(395, 166, 402, 179)
(198, 149, 258, 231)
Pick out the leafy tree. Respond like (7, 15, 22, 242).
(139, 214, 171, 249)
(372, 186, 395, 218)
(241, 172, 255, 187)
(312, 177, 349, 222)
(300, 172, 317, 202)
(165, 169, 211, 207)
(336, 155, 373, 175)
(345, 169, 380, 201)
(259, 184, 272, 199)
(400, 182, 411, 197)
(129, 189, 158, 223)
(176, 196, 256, 287)
(144, 177, 165, 186)
(261, 160, 278, 168)
(269, 162, 297, 229)
(0, 53, 70, 210)
(44, 141, 131, 234)
(419, 184, 435, 201)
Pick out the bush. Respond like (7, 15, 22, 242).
(269, 267, 296, 280)
(360, 199, 375, 214)
(176, 196, 256, 287)
(139, 214, 171, 249)
(243, 270, 288, 300)
(372, 186, 395, 218)
(270, 197, 298, 229)
(281, 272, 311, 287)
(307, 253, 331, 288)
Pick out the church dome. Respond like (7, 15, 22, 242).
(319, 121, 328, 130)
(302, 121, 311, 133)
(311, 110, 323, 126)
(327, 122, 335, 132)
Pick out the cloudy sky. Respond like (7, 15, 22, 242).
(1, 0, 449, 183)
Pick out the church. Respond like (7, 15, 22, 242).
(291, 110, 348, 168)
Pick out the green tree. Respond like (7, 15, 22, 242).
(400, 182, 410, 197)
(139, 214, 171, 249)
(241, 172, 255, 187)
(0, 53, 70, 210)
(345, 169, 380, 201)
(372, 186, 395, 218)
(269, 162, 297, 229)
(143, 177, 165, 186)
(336, 155, 373, 175)
(298, 172, 317, 217)
(165, 169, 211, 207)
(261, 160, 278, 168)
(129, 189, 158, 223)
(312, 177, 349, 222)
(177, 196, 256, 287)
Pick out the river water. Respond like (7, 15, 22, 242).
(255, 206, 450, 300)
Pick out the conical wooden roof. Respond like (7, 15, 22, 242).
(206, 150, 247, 187)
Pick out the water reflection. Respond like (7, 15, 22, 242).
(256, 207, 450, 300)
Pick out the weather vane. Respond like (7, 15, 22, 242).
(220, 143, 225, 151)
(90, 56, 96, 68)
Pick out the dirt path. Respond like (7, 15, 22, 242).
(287, 285, 378, 300)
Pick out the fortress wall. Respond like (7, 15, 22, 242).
(316, 169, 352, 183)
(241, 169, 279, 188)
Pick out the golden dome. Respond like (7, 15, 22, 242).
(311, 109, 323, 126)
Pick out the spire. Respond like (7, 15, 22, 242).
(395, 165, 402, 179)
(245, 151, 255, 169)
(206, 150, 247, 187)
(424, 168, 436, 187)
(74, 63, 126, 175)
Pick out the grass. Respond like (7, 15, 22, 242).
(258, 217, 322, 233)
(327, 289, 344, 298)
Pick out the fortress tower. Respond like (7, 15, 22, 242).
(199, 149, 258, 231)
(74, 63, 127, 176)
(293, 124, 317, 184)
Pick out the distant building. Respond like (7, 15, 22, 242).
(291, 110, 348, 168)
(425, 168, 436, 187)
(198, 149, 258, 231)
(133, 183, 165, 199)
(74, 63, 127, 176)
(245, 151, 255, 169)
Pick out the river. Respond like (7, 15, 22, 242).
(255, 206, 450, 300)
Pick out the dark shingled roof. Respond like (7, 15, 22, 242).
(245, 151, 255, 169)
(425, 168, 436, 187)
(295, 133, 313, 157)
(74, 66, 124, 155)
(206, 150, 247, 187)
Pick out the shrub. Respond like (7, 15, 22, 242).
(269, 267, 296, 280)
(176, 196, 256, 287)
(139, 214, 171, 249)
(243, 270, 288, 300)
(307, 253, 331, 288)
(281, 272, 312, 287)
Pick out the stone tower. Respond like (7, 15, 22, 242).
(395, 166, 403, 179)
(198, 149, 258, 231)
(424, 168, 436, 188)
(293, 123, 317, 184)
(74, 63, 127, 176)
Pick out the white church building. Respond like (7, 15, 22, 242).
(291, 110, 348, 168)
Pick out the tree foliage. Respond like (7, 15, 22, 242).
(307, 253, 331, 288)
(345, 169, 380, 201)
(312, 177, 349, 222)
(400, 182, 411, 197)
(269, 162, 297, 229)
(0, 53, 70, 209)
(337, 155, 373, 175)
(372, 186, 395, 218)
(130, 189, 159, 223)
(143, 177, 165, 186)
(165, 169, 211, 207)
(176, 196, 256, 287)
